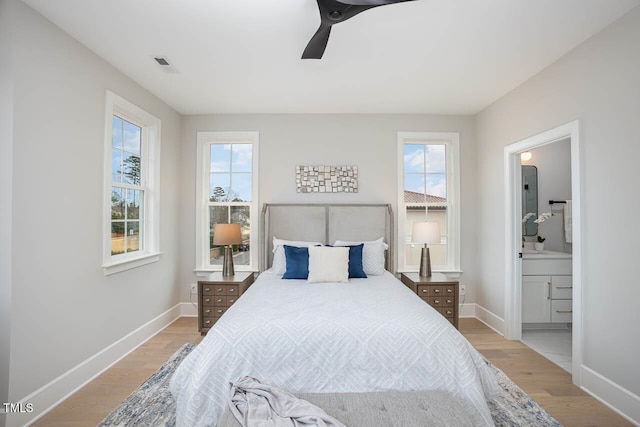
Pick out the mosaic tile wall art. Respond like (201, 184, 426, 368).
(296, 165, 358, 193)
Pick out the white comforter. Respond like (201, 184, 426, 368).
(170, 272, 498, 426)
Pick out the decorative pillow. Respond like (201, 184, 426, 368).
(307, 246, 349, 283)
(333, 238, 388, 276)
(346, 244, 367, 279)
(272, 237, 323, 275)
(282, 245, 311, 279)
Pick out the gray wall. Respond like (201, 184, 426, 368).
(179, 114, 479, 302)
(1, 0, 14, 424)
(6, 0, 182, 406)
(476, 6, 640, 396)
(521, 138, 572, 253)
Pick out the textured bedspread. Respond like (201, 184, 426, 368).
(170, 272, 497, 426)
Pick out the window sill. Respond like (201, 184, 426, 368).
(103, 252, 163, 276)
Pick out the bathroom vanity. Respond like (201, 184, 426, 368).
(522, 250, 572, 325)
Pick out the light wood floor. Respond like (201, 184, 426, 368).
(34, 317, 631, 426)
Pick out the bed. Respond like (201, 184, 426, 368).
(171, 204, 497, 426)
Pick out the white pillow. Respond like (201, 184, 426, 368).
(307, 246, 349, 283)
(333, 237, 388, 276)
(271, 237, 323, 275)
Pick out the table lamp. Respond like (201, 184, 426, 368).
(213, 223, 242, 276)
(412, 222, 440, 277)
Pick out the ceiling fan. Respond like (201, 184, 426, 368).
(302, 0, 416, 59)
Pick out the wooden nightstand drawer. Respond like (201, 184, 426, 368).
(201, 295, 216, 306)
(430, 286, 443, 295)
(443, 297, 454, 307)
(440, 307, 455, 318)
(202, 317, 216, 328)
(428, 297, 444, 307)
(226, 286, 239, 296)
(213, 307, 227, 316)
(442, 286, 455, 296)
(417, 285, 432, 296)
(202, 307, 215, 317)
(213, 296, 227, 306)
(214, 286, 228, 295)
(226, 296, 237, 306)
(202, 285, 216, 295)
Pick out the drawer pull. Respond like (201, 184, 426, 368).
(547, 282, 551, 300)
(228, 298, 236, 304)
(205, 309, 211, 314)
(556, 286, 573, 289)
(217, 288, 224, 292)
(421, 289, 427, 293)
(216, 309, 224, 314)
(434, 299, 440, 304)
(205, 320, 211, 324)
(446, 289, 453, 293)
(204, 287, 211, 292)
(556, 310, 573, 313)
(434, 289, 441, 293)
(205, 298, 211, 303)
(229, 288, 236, 292)
(444, 310, 452, 315)
(216, 298, 223, 303)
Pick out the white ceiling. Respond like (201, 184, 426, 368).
(22, 0, 640, 115)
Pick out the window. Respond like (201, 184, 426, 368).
(196, 132, 259, 273)
(397, 132, 460, 272)
(103, 91, 161, 275)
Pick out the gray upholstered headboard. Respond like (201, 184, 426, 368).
(261, 204, 394, 273)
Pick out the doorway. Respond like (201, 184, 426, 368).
(503, 120, 582, 386)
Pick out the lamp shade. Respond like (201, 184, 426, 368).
(213, 223, 242, 246)
(412, 222, 440, 244)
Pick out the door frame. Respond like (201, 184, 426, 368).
(503, 120, 582, 385)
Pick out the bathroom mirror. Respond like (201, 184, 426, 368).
(522, 165, 538, 236)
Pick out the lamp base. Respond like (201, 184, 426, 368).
(222, 246, 235, 277)
(419, 246, 432, 277)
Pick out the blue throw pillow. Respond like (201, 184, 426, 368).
(282, 245, 310, 279)
(346, 244, 367, 278)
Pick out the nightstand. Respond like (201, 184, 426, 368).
(198, 271, 254, 335)
(401, 272, 459, 329)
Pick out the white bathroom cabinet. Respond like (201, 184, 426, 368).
(522, 253, 572, 325)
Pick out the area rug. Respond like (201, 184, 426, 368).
(99, 344, 561, 426)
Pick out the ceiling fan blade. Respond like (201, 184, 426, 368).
(301, 0, 415, 59)
(302, 25, 333, 59)
(336, 0, 416, 5)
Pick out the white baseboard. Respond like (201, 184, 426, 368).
(180, 302, 198, 317)
(7, 304, 182, 427)
(581, 365, 640, 425)
(474, 304, 505, 336)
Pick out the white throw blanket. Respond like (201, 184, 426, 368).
(229, 377, 346, 427)
(564, 200, 573, 243)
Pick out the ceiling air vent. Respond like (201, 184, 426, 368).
(152, 56, 179, 74)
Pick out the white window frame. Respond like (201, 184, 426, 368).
(102, 91, 161, 275)
(397, 132, 460, 273)
(195, 131, 259, 275)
